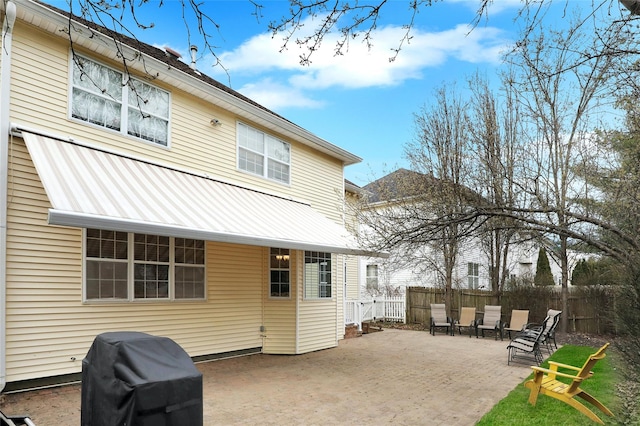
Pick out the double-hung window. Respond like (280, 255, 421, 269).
(270, 248, 290, 298)
(237, 122, 290, 184)
(304, 251, 332, 298)
(85, 229, 205, 301)
(71, 55, 170, 146)
(468, 262, 480, 289)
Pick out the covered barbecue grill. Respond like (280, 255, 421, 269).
(81, 331, 203, 426)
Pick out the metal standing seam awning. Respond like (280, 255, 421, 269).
(20, 131, 382, 257)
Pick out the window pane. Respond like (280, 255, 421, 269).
(86, 237, 100, 258)
(72, 88, 123, 131)
(86, 228, 127, 259)
(85, 259, 127, 300)
(128, 80, 169, 118)
(134, 264, 169, 299)
(280, 284, 289, 297)
(270, 248, 290, 269)
(238, 123, 264, 152)
(175, 265, 205, 299)
(175, 238, 205, 265)
(175, 246, 185, 264)
(239, 148, 264, 175)
(73, 57, 122, 101)
(267, 136, 290, 163)
(127, 108, 169, 146)
(267, 159, 290, 184)
(134, 234, 170, 262)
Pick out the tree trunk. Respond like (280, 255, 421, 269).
(560, 235, 569, 333)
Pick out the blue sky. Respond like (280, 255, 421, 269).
(52, 0, 581, 185)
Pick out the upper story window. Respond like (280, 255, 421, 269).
(85, 229, 205, 302)
(468, 262, 480, 289)
(237, 122, 290, 184)
(71, 55, 170, 147)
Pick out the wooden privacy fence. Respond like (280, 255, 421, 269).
(406, 286, 616, 335)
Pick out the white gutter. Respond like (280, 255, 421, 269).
(0, 0, 17, 393)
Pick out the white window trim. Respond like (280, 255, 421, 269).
(69, 53, 172, 149)
(82, 229, 206, 303)
(236, 121, 291, 185)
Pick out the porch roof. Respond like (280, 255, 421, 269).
(20, 130, 380, 256)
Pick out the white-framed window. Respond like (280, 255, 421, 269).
(71, 55, 170, 147)
(366, 264, 379, 291)
(237, 122, 290, 184)
(270, 248, 290, 298)
(468, 262, 480, 289)
(85, 229, 205, 301)
(304, 251, 332, 298)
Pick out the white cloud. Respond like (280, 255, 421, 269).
(204, 16, 511, 109)
(219, 23, 507, 84)
(237, 78, 326, 110)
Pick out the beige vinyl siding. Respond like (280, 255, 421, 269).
(5, 17, 353, 382)
(290, 143, 345, 221)
(344, 255, 360, 300)
(297, 300, 338, 353)
(262, 249, 297, 354)
(296, 255, 339, 353)
(4, 140, 265, 383)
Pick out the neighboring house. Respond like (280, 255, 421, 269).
(354, 169, 584, 295)
(0, 0, 376, 390)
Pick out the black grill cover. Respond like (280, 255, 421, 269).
(81, 332, 203, 426)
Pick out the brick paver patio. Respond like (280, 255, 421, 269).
(0, 329, 532, 425)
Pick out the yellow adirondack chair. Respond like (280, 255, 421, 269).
(524, 343, 613, 424)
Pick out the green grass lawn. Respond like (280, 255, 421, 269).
(477, 344, 620, 425)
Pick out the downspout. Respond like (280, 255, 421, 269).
(0, 0, 17, 393)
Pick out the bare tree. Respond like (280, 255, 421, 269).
(403, 85, 474, 313)
(267, 1, 640, 65)
(466, 73, 522, 295)
(502, 6, 631, 332)
(354, 167, 468, 306)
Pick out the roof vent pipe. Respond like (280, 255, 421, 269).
(190, 45, 198, 70)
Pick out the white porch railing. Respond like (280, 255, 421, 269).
(345, 297, 406, 331)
